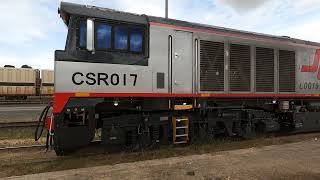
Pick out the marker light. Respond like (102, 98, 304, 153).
(114, 100, 119, 106)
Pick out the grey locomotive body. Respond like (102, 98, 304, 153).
(52, 2, 320, 155)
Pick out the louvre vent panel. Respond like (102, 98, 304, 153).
(229, 44, 251, 92)
(256, 47, 274, 92)
(200, 40, 224, 91)
(279, 50, 295, 92)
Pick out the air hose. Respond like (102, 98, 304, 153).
(46, 113, 55, 150)
(34, 102, 54, 151)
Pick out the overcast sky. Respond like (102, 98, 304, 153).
(0, 0, 319, 69)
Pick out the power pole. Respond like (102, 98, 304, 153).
(165, 0, 168, 18)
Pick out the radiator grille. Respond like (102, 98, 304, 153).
(279, 50, 295, 92)
(256, 47, 274, 92)
(229, 44, 251, 92)
(200, 40, 224, 91)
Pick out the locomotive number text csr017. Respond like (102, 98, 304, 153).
(72, 72, 137, 86)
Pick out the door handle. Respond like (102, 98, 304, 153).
(174, 81, 184, 85)
(174, 52, 179, 59)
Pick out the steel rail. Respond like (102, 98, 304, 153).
(0, 144, 46, 152)
(0, 121, 38, 128)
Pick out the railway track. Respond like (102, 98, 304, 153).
(0, 121, 38, 128)
(0, 96, 52, 105)
(0, 100, 51, 105)
(0, 144, 46, 152)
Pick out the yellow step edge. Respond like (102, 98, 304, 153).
(174, 104, 193, 110)
(74, 92, 90, 97)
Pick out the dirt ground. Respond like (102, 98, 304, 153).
(2, 134, 320, 180)
(5, 139, 320, 180)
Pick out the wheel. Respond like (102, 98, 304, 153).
(255, 122, 267, 135)
(54, 147, 65, 156)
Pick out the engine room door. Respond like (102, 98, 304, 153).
(170, 31, 193, 93)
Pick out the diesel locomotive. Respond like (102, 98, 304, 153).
(51, 2, 320, 155)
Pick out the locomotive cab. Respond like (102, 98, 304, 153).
(54, 3, 158, 154)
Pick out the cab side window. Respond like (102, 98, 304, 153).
(79, 20, 87, 49)
(96, 23, 112, 49)
(114, 26, 128, 50)
(130, 27, 143, 52)
(78, 18, 145, 54)
(74, 18, 147, 66)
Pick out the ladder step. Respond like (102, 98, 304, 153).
(174, 141, 188, 144)
(176, 118, 188, 122)
(174, 105, 193, 110)
(176, 126, 188, 129)
(176, 134, 188, 137)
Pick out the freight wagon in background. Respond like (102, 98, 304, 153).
(0, 66, 54, 99)
(41, 69, 54, 95)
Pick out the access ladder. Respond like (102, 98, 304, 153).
(172, 116, 189, 144)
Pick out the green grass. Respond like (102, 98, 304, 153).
(0, 127, 47, 148)
(0, 127, 36, 140)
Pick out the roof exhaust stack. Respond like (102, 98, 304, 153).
(165, 0, 168, 18)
